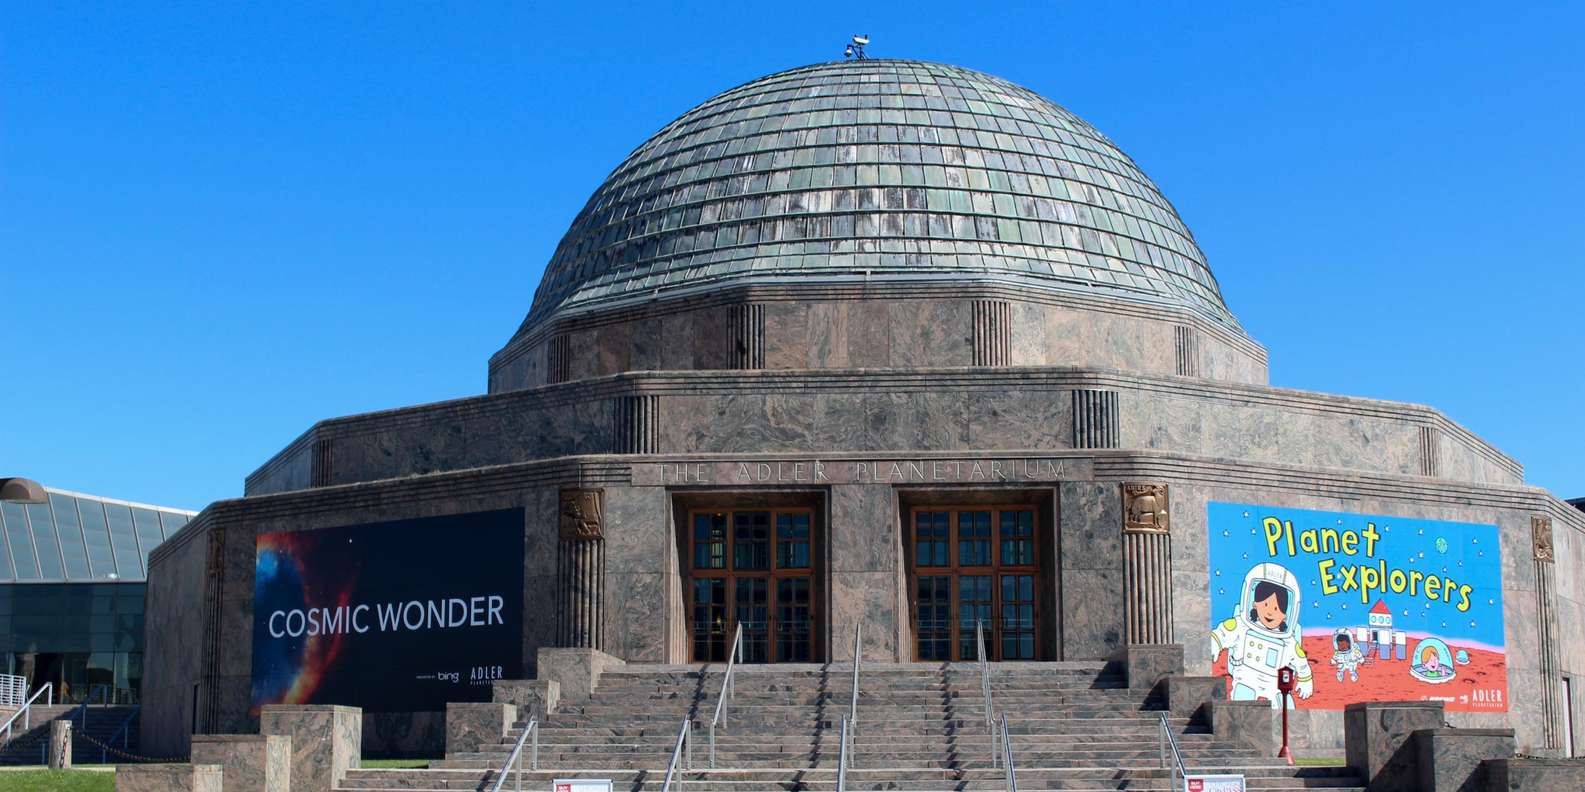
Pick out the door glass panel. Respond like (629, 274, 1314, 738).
(1000, 510, 1034, 566)
(776, 513, 810, 569)
(958, 575, 992, 660)
(915, 511, 949, 567)
(694, 513, 727, 569)
(691, 578, 727, 662)
(916, 575, 952, 660)
(1001, 574, 1036, 660)
(958, 511, 992, 566)
(735, 578, 769, 663)
(733, 512, 770, 570)
(776, 578, 812, 662)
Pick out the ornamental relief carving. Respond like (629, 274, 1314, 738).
(559, 489, 604, 541)
(1533, 515, 1554, 562)
(1122, 483, 1169, 534)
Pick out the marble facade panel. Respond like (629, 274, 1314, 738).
(964, 390, 1067, 450)
(846, 301, 892, 368)
(659, 311, 696, 370)
(594, 321, 633, 377)
(1060, 567, 1124, 659)
(829, 570, 900, 662)
(630, 313, 665, 372)
(1058, 482, 1122, 570)
(805, 302, 851, 368)
(1007, 300, 1048, 366)
(606, 572, 669, 663)
(888, 299, 971, 368)
(829, 485, 899, 573)
(763, 302, 810, 369)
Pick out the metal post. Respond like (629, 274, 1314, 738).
(531, 722, 539, 770)
(709, 721, 716, 769)
(684, 723, 692, 770)
(514, 739, 522, 792)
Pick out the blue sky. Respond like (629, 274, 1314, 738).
(2, 2, 1580, 509)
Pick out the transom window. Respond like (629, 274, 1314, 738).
(688, 508, 816, 663)
(910, 506, 1038, 661)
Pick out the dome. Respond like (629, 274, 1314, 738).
(517, 59, 1237, 338)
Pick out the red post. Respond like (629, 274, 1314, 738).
(1276, 666, 1295, 765)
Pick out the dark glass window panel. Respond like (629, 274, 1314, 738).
(958, 511, 992, 566)
(732, 512, 770, 570)
(775, 512, 811, 569)
(1000, 574, 1036, 660)
(26, 503, 65, 580)
(999, 510, 1035, 566)
(691, 578, 727, 662)
(75, 499, 116, 579)
(49, 495, 91, 580)
(104, 505, 142, 578)
(916, 575, 952, 661)
(158, 512, 189, 540)
(776, 578, 812, 662)
(693, 513, 727, 569)
(130, 509, 163, 567)
(957, 575, 992, 659)
(735, 578, 769, 663)
(915, 511, 949, 567)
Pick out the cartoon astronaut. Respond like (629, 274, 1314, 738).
(1210, 562, 1314, 708)
(1331, 628, 1365, 682)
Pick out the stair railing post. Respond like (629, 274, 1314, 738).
(531, 720, 539, 771)
(514, 733, 522, 792)
(708, 721, 716, 769)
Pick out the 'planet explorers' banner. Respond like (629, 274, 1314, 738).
(1207, 502, 1507, 712)
(250, 509, 525, 713)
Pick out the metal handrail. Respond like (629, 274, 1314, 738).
(977, 619, 999, 768)
(847, 622, 861, 728)
(0, 683, 54, 743)
(1000, 713, 1018, 792)
(487, 719, 539, 792)
(1157, 711, 1188, 789)
(707, 623, 744, 768)
(835, 717, 851, 792)
(101, 705, 141, 762)
(660, 718, 692, 792)
(72, 683, 111, 727)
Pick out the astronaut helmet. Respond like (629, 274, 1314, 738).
(1237, 562, 1302, 637)
(1332, 628, 1354, 652)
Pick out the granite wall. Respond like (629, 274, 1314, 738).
(243, 370, 1520, 498)
(142, 511, 216, 757)
(485, 283, 1269, 394)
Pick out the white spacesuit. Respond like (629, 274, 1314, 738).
(1210, 562, 1314, 708)
(1331, 628, 1365, 682)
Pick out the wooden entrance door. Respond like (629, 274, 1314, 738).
(687, 508, 816, 663)
(909, 506, 1039, 661)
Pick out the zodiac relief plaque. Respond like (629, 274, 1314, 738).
(1122, 483, 1169, 534)
(559, 489, 604, 541)
(1533, 515, 1554, 562)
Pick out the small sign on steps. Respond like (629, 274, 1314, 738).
(1185, 774, 1245, 792)
(553, 780, 613, 792)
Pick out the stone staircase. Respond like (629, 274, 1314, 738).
(0, 704, 140, 765)
(337, 662, 1364, 791)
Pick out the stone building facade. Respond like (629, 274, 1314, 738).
(142, 59, 1585, 757)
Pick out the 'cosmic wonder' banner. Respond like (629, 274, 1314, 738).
(1207, 502, 1506, 712)
(250, 509, 525, 713)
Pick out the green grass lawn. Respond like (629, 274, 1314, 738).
(1295, 757, 1347, 766)
(0, 770, 113, 792)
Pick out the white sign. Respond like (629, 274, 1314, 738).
(1185, 775, 1245, 792)
(553, 781, 613, 792)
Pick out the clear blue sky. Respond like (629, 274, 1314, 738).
(2, 2, 1580, 509)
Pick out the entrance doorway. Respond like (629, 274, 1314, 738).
(686, 508, 817, 663)
(908, 505, 1041, 661)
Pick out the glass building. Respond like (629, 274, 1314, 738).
(0, 488, 194, 704)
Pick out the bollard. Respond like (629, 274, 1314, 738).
(48, 719, 72, 769)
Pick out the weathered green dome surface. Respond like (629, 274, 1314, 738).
(520, 59, 1236, 335)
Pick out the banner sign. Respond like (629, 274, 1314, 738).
(1207, 502, 1507, 712)
(250, 509, 525, 713)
